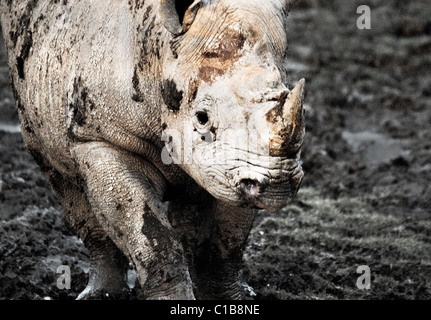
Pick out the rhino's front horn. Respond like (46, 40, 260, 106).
(267, 79, 306, 158)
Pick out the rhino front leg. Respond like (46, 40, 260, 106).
(195, 200, 257, 299)
(54, 174, 130, 300)
(35, 159, 130, 299)
(71, 141, 195, 300)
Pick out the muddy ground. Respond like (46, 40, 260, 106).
(0, 0, 430, 300)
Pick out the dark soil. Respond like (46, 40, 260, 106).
(1, 0, 430, 300)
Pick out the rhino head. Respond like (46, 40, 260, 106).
(160, 0, 305, 212)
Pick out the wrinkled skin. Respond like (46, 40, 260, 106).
(0, 0, 305, 299)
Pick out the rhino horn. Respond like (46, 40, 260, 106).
(267, 79, 305, 157)
(284, 78, 305, 130)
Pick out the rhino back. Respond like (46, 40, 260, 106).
(1, 0, 165, 176)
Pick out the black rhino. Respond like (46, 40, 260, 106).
(0, 0, 305, 299)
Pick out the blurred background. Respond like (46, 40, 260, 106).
(0, 0, 430, 299)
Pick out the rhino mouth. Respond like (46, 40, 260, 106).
(238, 178, 296, 212)
(239, 179, 267, 209)
(189, 143, 303, 211)
(231, 156, 303, 212)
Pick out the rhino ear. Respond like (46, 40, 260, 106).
(160, 0, 201, 35)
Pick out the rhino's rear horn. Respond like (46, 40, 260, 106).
(160, 0, 201, 35)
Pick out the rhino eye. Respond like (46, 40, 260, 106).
(196, 111, 209, 125)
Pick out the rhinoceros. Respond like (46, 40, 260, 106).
(0, 0, 305, 299)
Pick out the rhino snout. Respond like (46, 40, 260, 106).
(234, 162, 303, 212)
(237, 179, 266, 210)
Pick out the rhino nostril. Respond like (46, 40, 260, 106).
(239, 179, 263, 198)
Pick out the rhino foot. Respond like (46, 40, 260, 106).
(76, 254, 131, 300)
